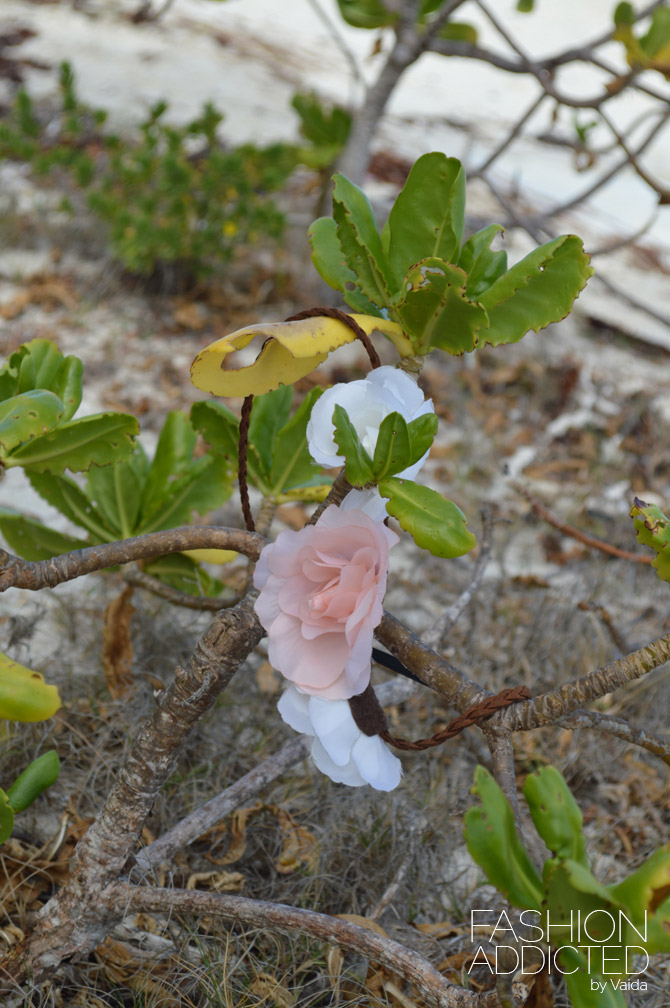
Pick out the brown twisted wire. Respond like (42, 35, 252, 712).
(379, 685, 532, 751)
(285, 306, 382, 370)
(237, 307, 382, 531)
(238, 394, 255, 532)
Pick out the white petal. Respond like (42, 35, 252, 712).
(351, 733, 402, 791)
(367, 366, 428, 416)
(277, 686, 314, 736)
(307, 696, 360, 766)
(310, 739, 366, 786)
(340, 488, 389, 523)
(307, 382, 371, 467)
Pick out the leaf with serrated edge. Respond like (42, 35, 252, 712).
(392, 258, 488, 354)
(332, 173, 394, 307)
(6, 413, 138, 474)
(457, 223, 508, 299)
(0, 390, 65, 458)
(382, 153, 465, 290)
(379, 477, 475, 557)
(308, 216, 382, 316)
(478, 235, 592, 347)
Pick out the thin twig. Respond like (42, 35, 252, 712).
(423, 504, 494, 650)
(511, 481, 653, 564)
(0, 527, 267, 592)
(557, 709, 670, 765)
(135, 677, 418, 872)
(124, 569, 242, 611)
(107, 883, 503, 1008)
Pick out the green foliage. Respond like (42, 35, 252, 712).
(0, 340, 137, 475)
(309, 152, 592, 357)
(0, 652, 61, 722)
(292, 92, 352, 167)
(0, 409, 233, 597)
(630, 497, 670, 581)
(0, 751, 61, 845)
(0, 64, 299, 281)
(191, 387, 330, 502)
(614, 4, 670, 77)
(465, 766, 670, 1004)
(334, 0, 476, 32)
(379, 478, 476, 558)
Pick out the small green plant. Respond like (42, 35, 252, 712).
(0, 652, 61, 844)
(0, 405, 232, 596)
(0, 339, 137, 478)
(465, 765, 670, 1007)
(0, 63, 299, 283)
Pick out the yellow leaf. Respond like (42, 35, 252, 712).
(0, 652, 60, 723)
(181, 548, 238, 565)
(190, 314, 411, 397)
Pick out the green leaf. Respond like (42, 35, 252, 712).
(49, 355, 83, 421)
(6, 412, 139, 474)
(17, 339, 65, 394)
(407, 412, 438, 464)
(332, 404, 374, 486)
(137, 454, 231, 534)
(564, 960, 627, 1008)
(335, 0, 397, 29)
(457, 224, 508, 299)
(0, 508, 88, 560)
(379, 477, 476, 557)
(516, 0, 535, 12)
(144, 553, 226, 598)
(523, 766, 589, 866)
(382, 153, 466, 288)
(308, 217, 383, 315)
(0, 390, 65, 458)
(477, 234, 593, 347)
(464, 765, 544, 910)
(370, 412, 436, 481)
(640, 7, 670, 60)
(142, 411, 198, 508)
(6, 750, 60, 813)
(190, 400, 240, 462)
(371, 412, 411, 481)
(269, 387, 325, 493)
(630, 498, 670, 582)
(27, 470, 118, 541)
(438, 20, 478, 42)
(0, 652, 61, 722)
(392, 258, 488, 354)
(248, 386, 294, 479)
(610, 844, 670, 954)
(332, 173, 394, 308)
(87, 446, 149, 538)
(0, 791, 14, 845)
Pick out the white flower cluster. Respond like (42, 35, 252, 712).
(268, 365, 435, 791)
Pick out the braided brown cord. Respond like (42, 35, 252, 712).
(238, 394, 255, 532)
(285, 306, 382, 370)
(380, 684, 531, 751)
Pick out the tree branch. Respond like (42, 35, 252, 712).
(105, 882, 503, 1008)
(0, 527, 267, 592)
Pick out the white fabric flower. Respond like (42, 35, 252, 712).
(306, 365, 434, 481)
(278, 684, 402, 791)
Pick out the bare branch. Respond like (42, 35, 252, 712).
(0, 526, 267, 592)
(135, 677, 418, 872)
(124, 568, 242, 611)
(511, 481, 653, 564)
(106, 883, 503, 1008)
(423, 504, 494, 650)
(557, 709, 670, 765)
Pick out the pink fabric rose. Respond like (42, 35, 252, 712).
(253, 490, 398, 699)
